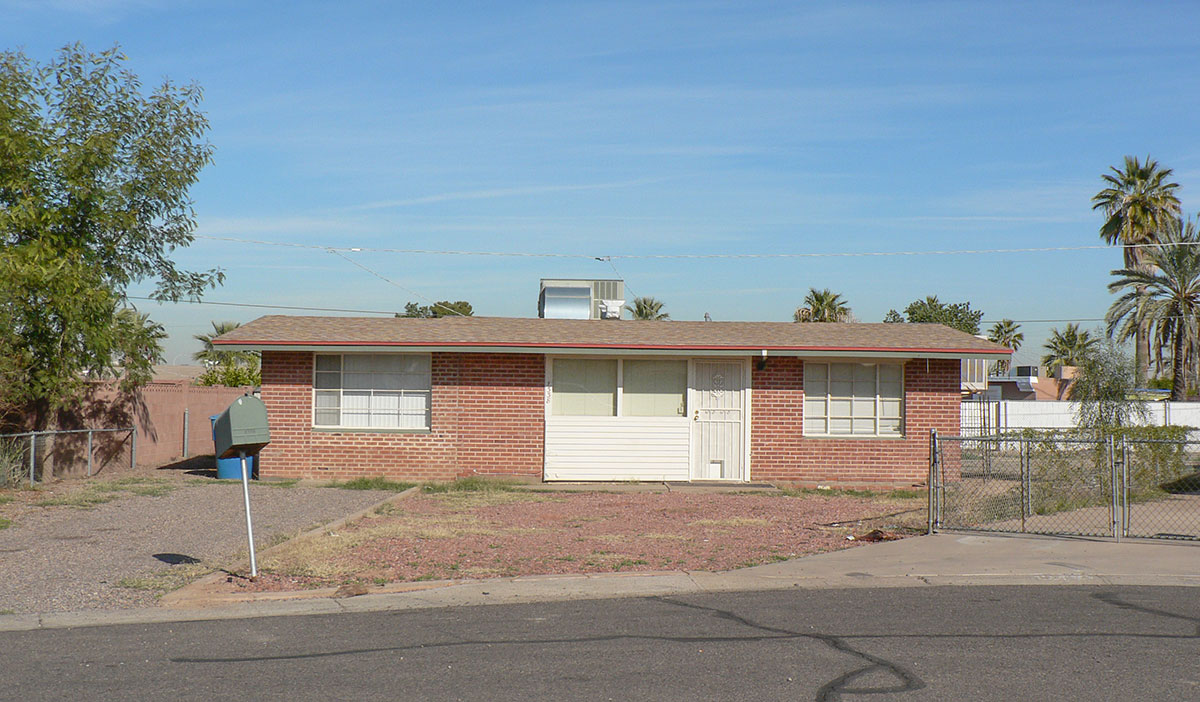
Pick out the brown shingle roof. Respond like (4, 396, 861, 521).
(214, 315, 1009, 357)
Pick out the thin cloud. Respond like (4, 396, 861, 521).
(344, 178, 670, 211)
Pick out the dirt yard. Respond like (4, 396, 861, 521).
(218, 487, 923, 594)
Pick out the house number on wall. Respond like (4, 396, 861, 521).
(711, 373, 725, 398)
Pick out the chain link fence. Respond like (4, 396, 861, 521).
(930, 431, 1200, 541)
(0, 428, 136, 487)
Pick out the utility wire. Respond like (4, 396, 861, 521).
(595, 256, 637, 299)
(127, 295, 1134, 327)
(127, 295, 396, 315)
(325, 248, 469, 317)
(194, 234, 1195, 259)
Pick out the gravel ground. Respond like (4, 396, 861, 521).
(0, 470, 393, 614)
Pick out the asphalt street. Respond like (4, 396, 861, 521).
(1, 585, 1196, 701)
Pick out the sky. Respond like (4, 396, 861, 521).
(3, 0, 1200, 367)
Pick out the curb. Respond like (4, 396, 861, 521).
(159, 485, 422, 608)
(4, 566, 1199, 633)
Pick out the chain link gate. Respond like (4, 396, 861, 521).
(929, 430, 1200, 541)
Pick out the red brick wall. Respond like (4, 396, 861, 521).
(260, 351, 959, 486)
(750, 357, 958, 487)
(258, 351, 544, 481)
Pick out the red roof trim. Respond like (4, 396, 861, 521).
(214, 339, 1012, 355)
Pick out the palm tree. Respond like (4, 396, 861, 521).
(625, 297, 669, 320)
(1106, 217, 1200, 400)
(1042, 323, 1100, 376)
(194, 321, 259, 368)
(793, 288, 851, 322)
(1092, 156, 1182, 383)
(986, 319, 1023, 375)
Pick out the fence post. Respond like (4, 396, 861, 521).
(1108, 434, 1119, 541)
(130, 426, 137, 470)
(86, 430, 93, 478)
(928, 429, 939, 534)
(1121, 436, 1129, 539)
(1019, 438, 1027, 533)
(183, 407, 190, 458)
(28, 433, 36, 486)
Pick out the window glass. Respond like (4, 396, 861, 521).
(804, 362, 904, 437)
(552, 359, 617, 416)
(313, 354, 431, 429)
(623, 360, 687, 417)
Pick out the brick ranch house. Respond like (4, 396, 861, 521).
(214, 316, 1009, 487)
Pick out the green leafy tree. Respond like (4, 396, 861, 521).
(0, 242, 165, 414)
(1092, 156, 1182, 384)
(625, 296, 669, 320)
(1070, 340, 1148, 431)
(397, 300, 474, 318)
(1041, 323, 1100, 376)
(0, 44, 216, 422)
(986, 319, 1024, 375)
(884, 295, 983, 334)
(793, 288, 851, 322)
(1106, 217, 1200, 400)
(882, 309, 905, 323)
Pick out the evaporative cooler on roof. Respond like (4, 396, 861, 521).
(538, 279, 625, 320)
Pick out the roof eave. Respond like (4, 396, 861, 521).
(214, 340, 1011, 360)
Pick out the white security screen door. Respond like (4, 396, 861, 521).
(691, 361, 747, 481)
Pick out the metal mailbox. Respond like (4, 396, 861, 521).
(213, 394, 271, 459)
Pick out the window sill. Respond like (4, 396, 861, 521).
(802, 433, 906, 440)
(312, 426, 432, 435)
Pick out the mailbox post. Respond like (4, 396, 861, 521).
(213, 394, 271, 578)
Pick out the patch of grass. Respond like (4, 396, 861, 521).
(689, 517, 771, 528)
(0, 494, 14, 504)
(258, 479, 300, 488)
(95, 477, 175, 497)
(779, 486, 922, 500)
(113, 562, 212, 594)
(0, 609, 14, 615)
(330, 477, 416, 492)
(34, 477, 177, 509)
(421, 476, 522, 493)
(33, 492, 118, 509)
(0, 517, 10, 530)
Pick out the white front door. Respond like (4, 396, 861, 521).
(690, 360, 747, 481)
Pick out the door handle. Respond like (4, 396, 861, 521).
(693, 411, 699, 421)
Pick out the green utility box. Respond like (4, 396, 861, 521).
(213, 394, 271, 459)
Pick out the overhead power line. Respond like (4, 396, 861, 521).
(194, 234, 1190, 259)
(324, 249, 469, 317)
(127, 295, 396, 315)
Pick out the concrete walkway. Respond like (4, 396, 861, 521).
(2, 531, 1196, 633)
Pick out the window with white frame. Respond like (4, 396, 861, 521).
(803, 362, 903, 436)
(314, 354, 431, 429)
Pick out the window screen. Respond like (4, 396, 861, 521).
(622, 360, 687, 416)
(551, 359, 617, 416)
